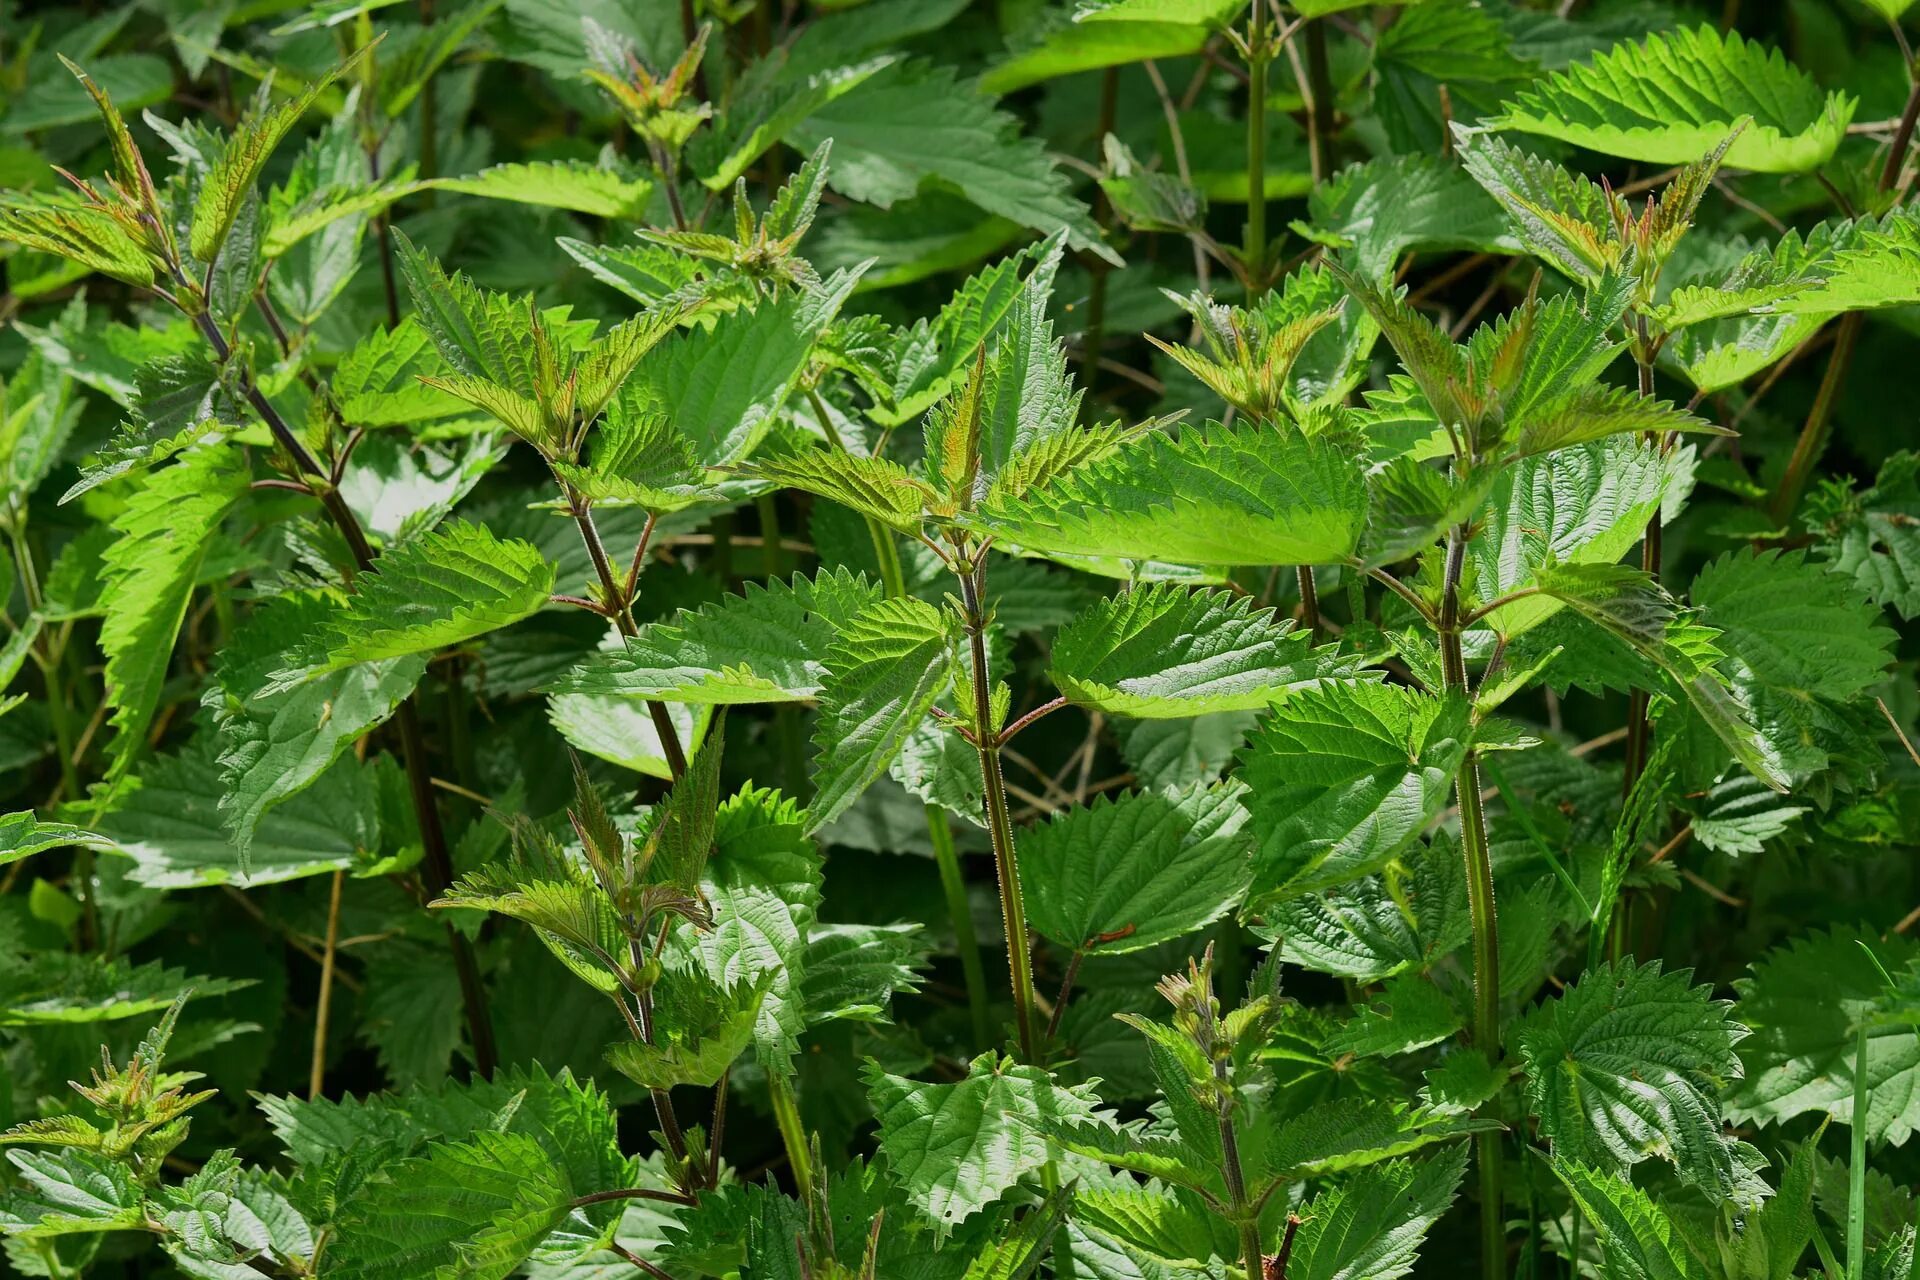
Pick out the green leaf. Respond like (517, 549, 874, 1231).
(975, 420, 1368, 568)
(1516, 959, 1746, 1193)
(1689, 548, 1894, 782)
(190, 49, 367, 263)
(324, 1131, 574, 1280)
(744, 446, 936, 536)
(0, 952, 248, 1025)
(206, 591, 426, 870)
(1549, 1157, 1704, 1280)
(634, 276, 855, 465)
(1258, 1098, 1496, 1180)
(93, 738, 379, 889)
(1533, 561, 1788, 791)
(274, 522, 555, 682)
(1807, 451, 1920, 620)
(1470, 438, 1680, 639)
(548, 405, 708, 512)
(800, 922, 927, 1024)
(1286, 1146, 1470, 1280)
(1487, 26, 1853, 173)
(979, 2, 1239, 94)
(1240, 682, 1471, 905)
(786, 60, 1115, 264)
(0, 814, 114, 868)
(97, 448, 250, 775)
(1455, 130, 1623, 285)
(1049, 583, 1356, 718)
(0, 199, 153, 287)
(0, 1151, 145, 1238)
(391, 229, 537, 391)
(1017, 781, 1254, 954)
(1728, 927, 1920, 1147)
(427, 158, 652, 218)
(1297, 153, 1518, 285)
(554, 569, 883, 705)
(865, 1052, 1099, 1239)
(1326, 975, 1464, 1057)
(605, 971, 768, 1090)
(327, 320, 464, 427)
(807, 596, 955, 832)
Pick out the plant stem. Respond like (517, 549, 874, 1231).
(1082, 66, 1120, 402)
(1772, 70, 1920, 526)
(1848, 1015, 1870, 1280)
(769, 1071, 814, 1201)
(959, 556, 1038, 1062)
(1295, 564, 1320, 640)
(309, 870, 343, 1098)
(566, 495, 688, 781)
(1304, 18, 1335, 184)
(1623, 338, 1660, 796)
(804, 384, 992, 1044)
(1244, 0, 1268, 303)
(929, 810, 992, 1046)
(184, 309, 497, 1077)
(1441, 522, 1505, 1280)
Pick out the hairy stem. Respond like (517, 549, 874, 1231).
(1244, 0, 1268, 303)
(186, 309, 496, 1076)
(566, 495, 688, 781)
(959, 557, 1038, 1062)
(1441, 522, 1505, 1280)
(805, 384, 991, 1043)
(1621, 333, 1663, 795)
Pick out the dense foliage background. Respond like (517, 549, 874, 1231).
(1, 0, 1918, 1276)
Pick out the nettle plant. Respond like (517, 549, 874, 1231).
(0, 1, 1917, 1278)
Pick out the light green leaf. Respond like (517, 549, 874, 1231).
(745, 446, 936, 536)
(979, 2, 1239, 94)
(1050, 583, 1354, 718)
(786, 60, 1115, 264)
(1487, 26, 1853, 173)
(1516, 959, 1746, 1193)
(1533, 561, 1788, 790)
(605, 971, 767, 1090)
(97, 448, 249, 775)
(1259, 1098, 1496, 1181)
(274, 522, 555, 683)
(554, 569, 883, 705)
(0, 1151, 145, 1238)
(1241, 682, 1470, 906)
(427, 159, 652, 218)
(807, 596, 955, 832)
(206, 591, 425, 870)
(975, 420, 1368, 568)
(1017, 781, 1254, 953)
(1286, 1146, 1469, 1280)
(1727, 927, 1920, 1147)
(190, 49, 367, 263)
(0, 814, 115, 868)
(865, 1052, 1099, 1239)
(1470, 437, 1680, 638)
(0, 950, 247, 1025)
(324, 1131, 574, 1280)
(634, 274, 855, 465)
